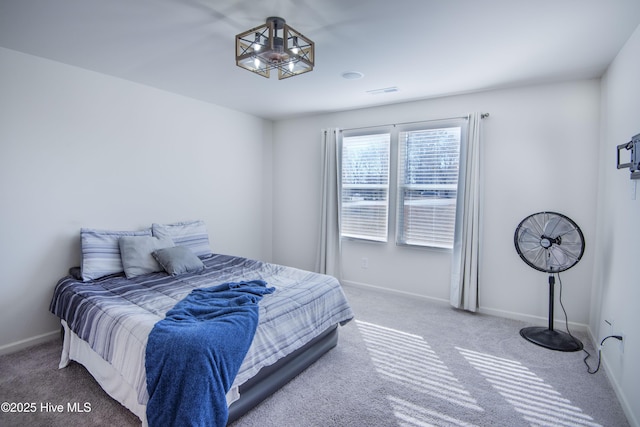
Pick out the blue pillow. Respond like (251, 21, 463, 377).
(152, 246, 205, 276)
(80, 228, 152, 281)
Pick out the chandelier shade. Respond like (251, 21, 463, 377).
(235, 17, 314, 80)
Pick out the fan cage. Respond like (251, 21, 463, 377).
(514, 211, 585, 273)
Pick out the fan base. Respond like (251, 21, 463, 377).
(520, 327, 583, 352)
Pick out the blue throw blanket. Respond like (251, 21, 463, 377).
(145, 280, 275, 427)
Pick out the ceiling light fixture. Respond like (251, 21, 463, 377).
(236, 17, 314, 80)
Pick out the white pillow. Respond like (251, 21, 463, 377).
(151, 220, 212, 257)
(80, 228, 152, 281)
(119, 236, 174, 278)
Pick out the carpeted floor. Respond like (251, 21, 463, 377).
(0, 285, 630, 427)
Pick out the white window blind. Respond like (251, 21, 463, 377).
(340, 133, 390, 242)
(397, 126, 462, 248)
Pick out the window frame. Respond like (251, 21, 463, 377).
(337, 118, 467, 249)
(395, 120, 466, 249)
(339, 130, 391, 243)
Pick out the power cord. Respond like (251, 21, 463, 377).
(557, 273, 623, 374)
(583, 335, 623, 374)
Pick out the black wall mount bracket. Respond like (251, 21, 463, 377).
(617, 133, 640, 180)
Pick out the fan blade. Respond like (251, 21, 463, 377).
(543, 215, 573, 238)
(527, 214, 546, 237)
(548, 246, 570, 270)
(554, 243, 580, 263)
(519, 227, 541, 242)
(525, 246, 549, 271)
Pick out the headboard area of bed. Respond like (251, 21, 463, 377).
(77, 219, 211, 281)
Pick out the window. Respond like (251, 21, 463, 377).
(338, 119, 464, 249)
(340, 133, 390, 242)
(396, 125, 462, 248)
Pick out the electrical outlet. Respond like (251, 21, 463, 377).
(361, 257, 368, 269)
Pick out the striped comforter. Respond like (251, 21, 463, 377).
(49, 254, 354, 406)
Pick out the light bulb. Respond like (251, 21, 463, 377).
(254, 58, 261, 68)
(288, 61, 294, 71)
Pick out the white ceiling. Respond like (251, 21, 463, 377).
(1, 0, 639, 120)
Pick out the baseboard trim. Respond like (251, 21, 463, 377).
(478, 306, 589, 333)
(601, 354, 639, 427)
(342, 279, 589, 332)
(341, 280, 450, 306)
(0, 330, 59, 356)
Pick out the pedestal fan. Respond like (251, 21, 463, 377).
(514, 211, 585, 352)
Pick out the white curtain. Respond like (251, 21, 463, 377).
(450, 113, 483, 311)
(316, 128, 342, 278)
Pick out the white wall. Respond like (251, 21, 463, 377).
(273, 80, 601, 328)
(592, 24, 640, 427)
(0, 48, 273, 352)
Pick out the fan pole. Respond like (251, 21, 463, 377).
(547, 274, 555, 331)
(519, 273, 583, 352)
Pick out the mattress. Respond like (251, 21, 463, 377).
(50, 254, 354, 422)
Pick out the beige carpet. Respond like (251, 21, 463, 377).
(0, 285, 630, 426)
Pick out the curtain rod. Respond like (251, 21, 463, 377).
(340, 113, 489, 133)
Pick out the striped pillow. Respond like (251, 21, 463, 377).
(80, 228, 152, 281)
(152, 220, 212, 257)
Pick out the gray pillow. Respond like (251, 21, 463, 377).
(119, 236, 174, 278)
(152, 246, 205, 276)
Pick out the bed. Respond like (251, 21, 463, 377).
(49, 222, 354, 426)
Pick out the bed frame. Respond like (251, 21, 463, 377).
(61, 321, 339, 425)
(228, 325, 338, 423)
